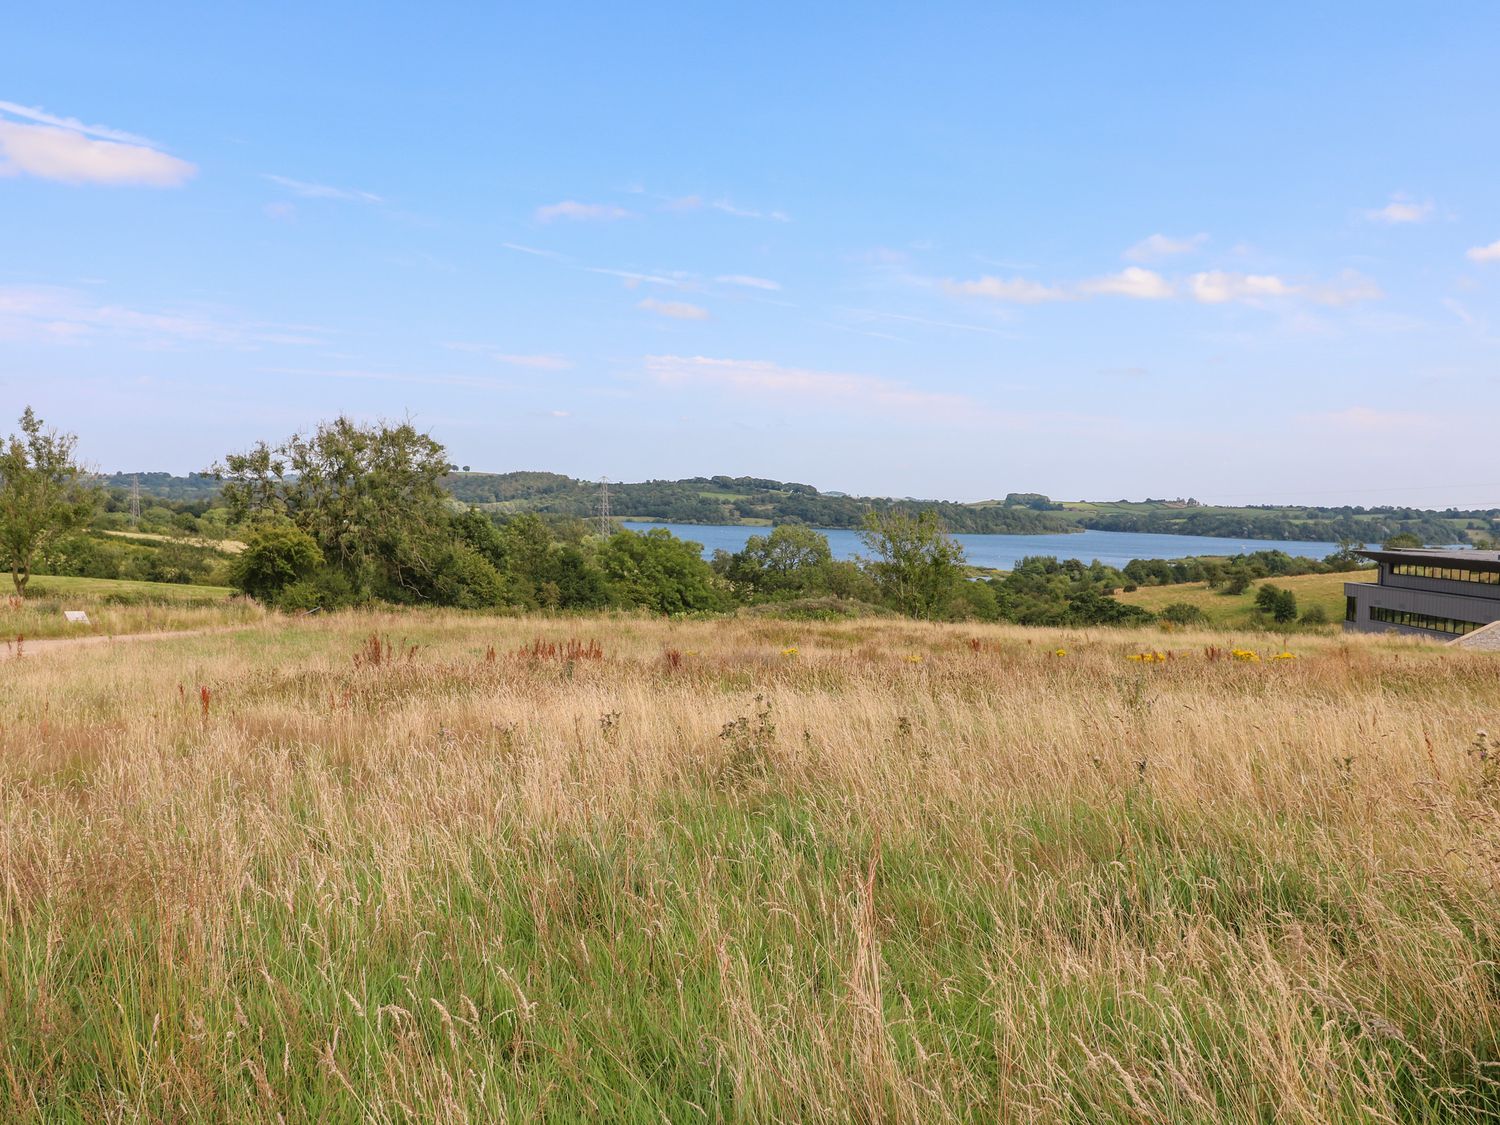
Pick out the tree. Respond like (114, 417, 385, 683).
(598, 528, 728, 614)
(213, 417, 455, 602)
(858, 510, 967, 619)
(1382, 532, 1423, 550)
(1255, 583, 1298, 623)
(1222, 568, 1253, 595)
(0, 408, 97, 594)
(714, 524, 834, 599)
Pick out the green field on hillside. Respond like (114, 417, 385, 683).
(1115, 569, 1375, 626)
(25, 574, 235, 603)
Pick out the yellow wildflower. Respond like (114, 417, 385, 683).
(780, 647, 798, 658)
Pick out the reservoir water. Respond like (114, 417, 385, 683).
(621, 521, 1363, 570)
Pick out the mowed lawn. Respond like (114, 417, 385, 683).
(1115, 569, 1376, 626)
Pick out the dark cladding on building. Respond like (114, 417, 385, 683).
(1344, 549, 1500, 639)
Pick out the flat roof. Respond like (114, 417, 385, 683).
(1359, 547, 1500, 570)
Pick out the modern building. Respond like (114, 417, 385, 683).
(1344, 548, 1500, 638)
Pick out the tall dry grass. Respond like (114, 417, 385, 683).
(1, 609, 1497, 1122)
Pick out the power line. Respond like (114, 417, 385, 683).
(598, 476, 612, 537)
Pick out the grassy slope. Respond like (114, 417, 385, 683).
(26, 573, 234, 601)
(1116, 569, 1375, 625)
(2, 608, 1496, 1121)
(4, 574, 250, 640)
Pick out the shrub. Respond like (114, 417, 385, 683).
(1160, 602, 1208, 626)
(230, 524, 325, 603)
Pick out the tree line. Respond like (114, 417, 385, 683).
(0, 409, 1371, 628)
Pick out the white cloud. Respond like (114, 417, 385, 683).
(1124, 233, 1207, 261)
(943, 275, 1070, 303)
(947, 268, 1172, 302)
(716, 274, 781, 290)
(1186, 269, 1381, 306)
(0, 102, 195, 186)
(263, 174, 382, 203)
(642, 354, 970, 415)
(947, 264, 1379, 309)
(1308, 270, 1383, 306)
(639, 298, 710, 320)
(1188, 271, 1297, 303)
(1076, 267, 1175, 300)
(1466, 238, 1500, 263)
(1365, 195, 1433, 224)
(535, 200, 633, 223)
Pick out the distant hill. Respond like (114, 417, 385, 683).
(97, 472, 223, 501)
(110, 471, 1500, 543)
(444, 472, 1076, 534)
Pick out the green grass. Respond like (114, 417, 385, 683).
(1116, 569, 1375, 626)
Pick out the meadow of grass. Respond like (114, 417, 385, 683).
(3, 575, 253, 641)
(2, 607, 1498, 1122)
(1116, 569, 1376, 627)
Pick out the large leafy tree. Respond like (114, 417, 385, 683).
(212, 417, 459, 601)
(598, 528, 728, 614)
(713, 524, 834, 600)
(858, 509, 967, 619)
(0, 408, 98, 594)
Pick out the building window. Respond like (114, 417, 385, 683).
(1369, 606, 1485, 635)
(1389, 563, 1500, 585)
(1345, 596, 1358, 622)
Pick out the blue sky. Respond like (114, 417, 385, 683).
(4, 3, 1499, 505)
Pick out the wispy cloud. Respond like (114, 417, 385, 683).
(643, 354, 971, 415)
(261, 366, 513, 390)
(715, 274, 781, 291)
(587, 267, 690, 288)
(535, 200, 634, 223)
(942, 276, 1070, 303)
(833, 308, 1011, 337)
(263, 173, 382, 203)
(1467, 238, 1500, 263)
(1302, 406, 1437, 435)
(662, 194, 790, 221)
(1365, 194, 1433, 224)
(639, 298, 710, 320)
(0, 101, 195, 187)
(443, 343, 572, 370)
(0, 284, 320, 348)
(1124, 233, 1207, 261)
(501, 241, 568, 260)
